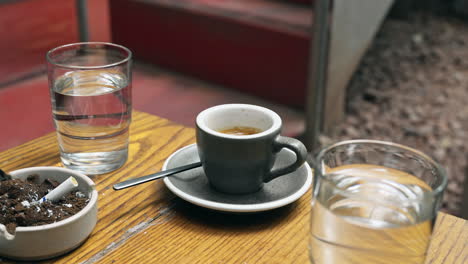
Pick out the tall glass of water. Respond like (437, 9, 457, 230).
(310, 140, 447, 264)
(47, 42, 132, 175)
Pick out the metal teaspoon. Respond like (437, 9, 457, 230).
(113, 161, 202, 190)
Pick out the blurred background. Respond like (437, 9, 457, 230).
(0, 0, 467, 217)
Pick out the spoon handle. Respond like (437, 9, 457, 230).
(113, 161, 202, 190)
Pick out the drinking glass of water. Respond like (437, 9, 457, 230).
(46, 42, 132, 175)
(310, 140, 447, 264)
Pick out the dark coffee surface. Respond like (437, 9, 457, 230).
(0, 175, 89, 234)
(218, 126, 262, 136)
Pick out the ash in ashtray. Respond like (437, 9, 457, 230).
(0, 174, 89, 234)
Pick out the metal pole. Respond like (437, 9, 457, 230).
(76, 0, 89, 42)
(304, 0, 331, 152)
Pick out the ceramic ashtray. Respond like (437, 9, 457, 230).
(0, 167, 98, 261)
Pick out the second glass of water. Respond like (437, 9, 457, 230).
(47, 42, 132, 175)
(310, 140, 447, 264)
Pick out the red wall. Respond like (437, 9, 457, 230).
(0, 0, 111, 86)
(111, 0, 311, 107)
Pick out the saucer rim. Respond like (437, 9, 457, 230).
(162, 143, 313, 213)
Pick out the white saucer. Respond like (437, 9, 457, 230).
(162, 144, 312, 213)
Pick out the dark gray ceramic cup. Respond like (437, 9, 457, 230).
(196, 104, 308, 194)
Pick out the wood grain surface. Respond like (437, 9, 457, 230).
(0, 111, 466, 264)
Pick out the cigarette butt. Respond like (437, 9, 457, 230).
(38, 176, 79, 203)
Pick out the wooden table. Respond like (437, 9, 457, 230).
(0, 111, 466, 264)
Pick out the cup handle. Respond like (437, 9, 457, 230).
(264, 136, 308, 182)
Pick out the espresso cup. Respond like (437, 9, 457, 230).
(196, 104, 308, 194)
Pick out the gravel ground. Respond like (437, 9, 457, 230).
(321, 12, 468, 216)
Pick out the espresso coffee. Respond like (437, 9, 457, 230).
(218, 126, 262, 136)
(196, 104, 307, 194)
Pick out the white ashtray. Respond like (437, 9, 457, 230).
(0, 167, 98, 261)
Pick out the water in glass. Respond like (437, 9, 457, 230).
(51, 69, 131, 174)
(310, 164, 434, 264)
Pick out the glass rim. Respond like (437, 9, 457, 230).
(46, 42, 132, 70)
(316, 139, 448, 197)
